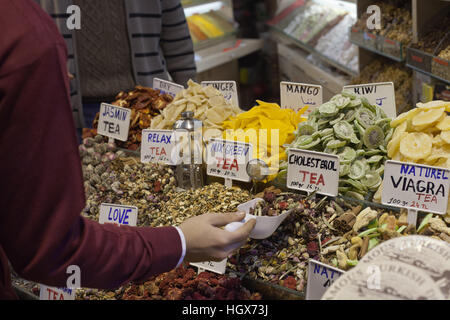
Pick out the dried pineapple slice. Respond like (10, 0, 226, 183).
(416, 100, 450, 110)
(433, 134, 446, 147)
(412, 107, 445, 127)
(399, 132, 432, 161)
(442, 130, 450, 144)
(390, 108, 420, 128)
(436, 116, 450, 131)
(387, 131, 408, 158)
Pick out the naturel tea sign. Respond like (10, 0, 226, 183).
(153, 78, 184, 98)
(97, 103, 131, 141)
(280, 82, 322, 114)
(343, 82, 396, 118)
(382, 160, 450, 214)
(39, 286, 75, 300)
(287, 149, 340, 197)
(306, 259, 344, 300)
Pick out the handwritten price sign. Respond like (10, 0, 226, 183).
(280, 82, 323, 114)
(382, 161, 450, 214)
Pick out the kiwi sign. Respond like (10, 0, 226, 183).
(344, 82, 396, 118)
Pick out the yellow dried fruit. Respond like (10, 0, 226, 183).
(436, 116, 450, 131)
(412, 107, 445, 127)
(399, 132, 432, 161)
(390, 108, 420, 128)
(441, 130, 450, 144)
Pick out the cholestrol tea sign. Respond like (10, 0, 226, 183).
(343, 82, 396, 118)
(287, 148, 340, 196)
(280, 82, 322, 114)
(206, 139, 253, 182)
(97, 103, 131, 141)
(382, 160, 450, 214)
(141, 129, 176, 165)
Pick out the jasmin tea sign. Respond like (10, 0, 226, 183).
(382, 160, 450, 214)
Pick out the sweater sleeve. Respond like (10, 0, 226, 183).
(160, 0, 197, 86)
(0, 0, 183, 290)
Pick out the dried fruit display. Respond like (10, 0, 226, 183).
(279, 90, 391, 201)
(151, 80, 241, 141)
(379, 100, 450, 215)
(222, 100, 307, 181)
(410, 16, 450, 55)
(350, 59, 413, 113)
(282, 1, 347, 46)
(187, 12, 235, 44)
(353, 1, 412, 45)
(227, 189, 450, 292)
(76, 266, 261, 300)
(89, 86, 173, 151)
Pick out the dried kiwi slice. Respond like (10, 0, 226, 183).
(343, 109, 356, 122)
(297, 122, 316, 136)
(361, 170, 381, 188)
(294, 135, 313, 146)
(342, 90, 357, 99)
(345, 191, 365, 201)
(319, 128, 333, 137)
(327, 139, 346, 149)
(300, 138, 321, 150)
(367, 155, 383, 164)
(330, 113, 345, 125)
(339, 164, 350, 177)
(349, 160, 366, 180)
(334, 96, 351, 109)
(365, 149, 382, 156)
(363, 125, 385, 149)
(339, 147, 357, 162)
(356, 108, 376, 128)
(356, 149, 365, 157)
(349, 98, 362, 108)
(333, 121, 354, 141)
(319, 102, 338, 116)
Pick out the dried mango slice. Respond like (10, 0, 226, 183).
(399, 132, 432, 161)
(416, 100, 450, 110)
(412, 107, 445, 127)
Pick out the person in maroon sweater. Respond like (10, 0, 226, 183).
(0, 0, 255, 300)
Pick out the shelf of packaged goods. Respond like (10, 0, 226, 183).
(277, 43, 350, 96)
(195, 38, 263, 73)
(406, 47, 450, 85)
(269, 27, 358, 78)
(349, 27, 405, 63)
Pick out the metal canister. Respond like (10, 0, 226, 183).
(173, 111, 204, 190)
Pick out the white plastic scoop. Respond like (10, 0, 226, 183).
(225, 198, 293, 239)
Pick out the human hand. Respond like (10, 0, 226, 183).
(179, 212, 256, 263)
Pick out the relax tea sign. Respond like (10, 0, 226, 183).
(382, 161, 450, 214)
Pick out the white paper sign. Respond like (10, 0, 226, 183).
(190, 259, 227, 275)
(39, 286, 75, 300)
(287, 149, 340, 197)
(97, 103, 131, 142)
(343, 82, 397, 118)
(153, 78, 184, 98)
(99, 203, 138, 227)
(381, 160, 450, 214)
(141, 129, 175, 165)
(280, 82, 322, 114)
(201, 81, 239, 107)
(306, 259, 344, 300)
(206, 139, 253, 182)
